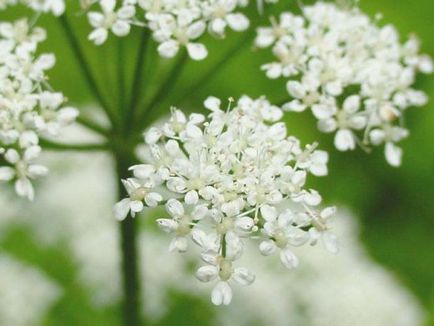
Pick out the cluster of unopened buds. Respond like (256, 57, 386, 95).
(0, 19, 78, 200)
(115, 96, 337, 305)
(256, 2, 433, 166)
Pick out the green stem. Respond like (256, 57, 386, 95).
(117, 38, 126, 116)
(115, 149, 141, 326)
(136, 51, 188, 129)
(39, 138, 108, 151)
(76, 116, 109, 136)
(175, 32, 253, 105)
(126, 29, 150, 132)
(59, 14, 118, 130)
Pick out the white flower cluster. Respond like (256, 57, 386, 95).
(114, 95, 337, 305)
(0, 19, 78, 200)
(86, 0, 278, 60)
(0, 148, 424, 325)
(0, 0, 64, 15)
(255, 2, 433, 166)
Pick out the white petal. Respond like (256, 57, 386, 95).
(282, 100, 306, 112)
(24, 146, 41, 161)
(184, 190, 199, 205)
(280, 248, 299, 269)
(369, 129, 386, 145)
(211, 281, 232, 306)
(226, 13, 250, 32)
(334, 129, 356, 151)
(196, 265, 218, 282)
(156, 218, 178, 233)
(191, 229, 210, 248)
(210, 18, 226, 35)
(304, 190, 322, 206)
(204, 96, 221, 112)
(88, 12, 104, 28)
(186, 42, 208, 61)
(27, 165, 48, 177)
(145, 127, 162, 144)
(57, 107, 79, 123)
(166, 199, 184, 217)
(343, 95, 361, 113)
(145, 192, 162, 207)
(287, 81, 306, 99)
(101, 0, 115, 11)
(185, 124, 203, 138)
(129, 164, 155, 179)
(318, 118, 337, 133)
(259, 240, 276, 256)
(129, 200, 144, 213)
(89, 28, 108, 45)
(192, 205, 208, 220)
(158, 40, 179, 58)
(112, 20, 131, 37)
(5, 150, 19, 164)
(233, 267, 255, 286)
(113, 198, 131, 220)
(235, 216, 254, 232)
(385, 142, 402, 167)
(312, 104, 335, 120)
(169, 236, 188, 252)
(0, 167, 15, 181)
(323, 231, 339, 254)
(288, 229, 310, 246)
(260, 205, 277, 222)
(186, 21, 206, 39)
(15, 178, 34, 201)
(118, 5, 135, 19)
(320, 206, 336, 220)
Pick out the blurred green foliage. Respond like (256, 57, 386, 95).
(1, 0, 433, 324)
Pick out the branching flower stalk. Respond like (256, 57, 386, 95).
(0, 1, 431, 325)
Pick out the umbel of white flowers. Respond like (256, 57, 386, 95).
(0, 19, 78, 200)
(114, 96, 337, 305)
(256, 2, 433, 166)
(86, 0, 281, 59)
(0, 0, 279, 60)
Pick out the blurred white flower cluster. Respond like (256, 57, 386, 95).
(115, 96, 336, 305)
(0, 147, 424, 325)
(0, 0, 64, 15)
(256, 2, 433, 166)
(0, 254, 62, 326)
(85, 0, 278, 59)
(0, 19, 78, 200)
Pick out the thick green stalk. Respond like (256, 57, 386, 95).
(114, 147, 142, 326)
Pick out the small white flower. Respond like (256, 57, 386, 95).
(88, 0, 136, 45)
(308, 206, 339, 254)
(114, 178, 162, 220)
